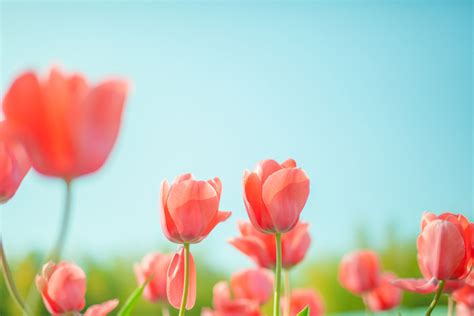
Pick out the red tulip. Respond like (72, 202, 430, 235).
(283, 288, 325, 316)
(0, 121, 30, 203)
(2, 68, 128, 180)
(453, 273, 474, 309)
(84, 299, 119, 316)
(160, 173, 231, 244)
(393, 212, 473, 294)
(167, 247, 196, 310)
(243, 159, 310, 233)
(230, 268, 274, 305)
(202, 281, 262, 316)
(229, 221, 311, 269)
(134, 252, 173, 303)
(456, 303, 474, 316)
(365, 273, 402, 312)
(35, 261, 86, 315)
(338, 250, 380, 295)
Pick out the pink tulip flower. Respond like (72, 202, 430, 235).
(229, 221, 311, 269)
(230, 268, 274, 305)
(160, 173, 231, 244)
(84, 299, 119, 316)
(201, 282, 261, 316)
(243, 159, 310, 233)
(134, 252, 172, 303)
(338, 250, 381, 295)
(282, 288, 325, 316)
(167, 247, 196, 310)
(365, 272, 402, 312)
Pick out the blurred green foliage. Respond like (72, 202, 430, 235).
(1, 225, 450, 316)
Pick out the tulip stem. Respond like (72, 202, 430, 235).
(447, 295, 454, 316)
(162, 305, 170, 316)
(273, 233, 282, 316)
(178, 243, 190, 316)
(0, 236, 30, 315)
(284, 269, 291, 316)
(50, 180, 73, 261)
(426, 280, 445, 316)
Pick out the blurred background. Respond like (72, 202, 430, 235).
(0, 0, 472, 315)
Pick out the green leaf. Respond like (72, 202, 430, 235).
(296, 305, 310, 316)
(117, 277, 152, 316)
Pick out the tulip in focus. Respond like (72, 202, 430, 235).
(282, 288, 325, 316)
(160, 173, 231, 244)
(202, 268, 274, 316)
(3, 67, 128, 180)
(229, 221, 311, 269)
(338, 250, 380, 295)
(134, 252, 173, 303)
(365, 272, 402, 312)
(0, 121, 30, 203)
(243, 159, 310, 233)
(393, 212, 473, 294)
(36, 261, 118, 315)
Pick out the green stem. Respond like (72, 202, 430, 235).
(426, 280, 445, 316)
(162, 305, 170, 316)
(273, 233, 282, 316)
(0, 236, 30, 315)
(362, 294, 371, 316)
(447, 295, 454, 316)
(178, 243, 190, 316)
(50, 180, 73, 261)
(283, 269, 291, 316)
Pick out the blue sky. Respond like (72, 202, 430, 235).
(1, 0, 472, 271)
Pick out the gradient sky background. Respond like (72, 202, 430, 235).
(1, 0, 472, 272)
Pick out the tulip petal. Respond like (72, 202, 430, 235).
(281, 158, 297, 168)
(230, 268, 274, 305)
(174, 173, 194, 183)
(213, 281, 231, 310)
(282, 222, 311, 269)
(84, 299, 119, 316)
(262, 168, 310, 233)
(160, 180, 182, 243)
(255, 159, 282, 184)
(392, 278, 439, 294)
(208, 177, 222, 201)
(167, 248, 196, 310)
(228, 236, 273, 269)
(243, 172, 275, 232)
(418, 220, 465, 280)
(46, 262, 87, 312)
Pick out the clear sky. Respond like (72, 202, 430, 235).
(1, 0, 472, 271)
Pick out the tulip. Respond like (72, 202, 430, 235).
(84, 299, 119, 316)
(134, 252, 173, 303)
(167, 247, 196, 311)
(0, 121, 30, 203)
(229, 221, 311, 270)
(230, 268, 274, 305)
(35, 261, 118, 316)
(3, 67, 128, 180)
(456, 303, 474, 316)
(160, 173, 231, 244)
(338, 250, 380, 295)
(243, 159, 310, 234)
(453, 273, 474, 311)
(202, 281, 261, 316)
(35, 261, 87, 314)
(282, 288, 325, 316)
(365, 272, 402, 312)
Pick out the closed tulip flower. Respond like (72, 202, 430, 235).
(365, 273, 402, 312)
(243, 159, 310, 234)
(134, 252, 172, 303)
(230, 268, 274, 305)
(339, 250, 380, 295)
(393, 212, 473, 295)
(3, 67, 128, 180)
(283, 289, 325, 316)
(229, 221, 311, 269)
(202, 282, 261, 316)
(160, 173, 231, 244)
(35, 261, 87, 314)
(84, 299, 119, 316)
(0, 121, 30, 203)
(456, 303, 474, 316)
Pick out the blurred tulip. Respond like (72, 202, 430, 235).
(393, 212, 473, 294)
(167, 247, 196, 310)
(84, 299, 119, 316)
(456, 303, 474, 316)
(230, 268, 274, 305)
(35, 261, 87, 314)
(0, 121, 30, 203)
(453, 273, 474, 309)
(202, 279, 263, 316)
(243, 159, 310, 233)
(134, 252, 172, 303)
(160, 173, 231, 244)
(338, 250, 380, 295)
(282, 288, 325, 316)
(229, 221, 311, 269)
(3, 67, 128, 180)
(365, 272, 402, 312)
